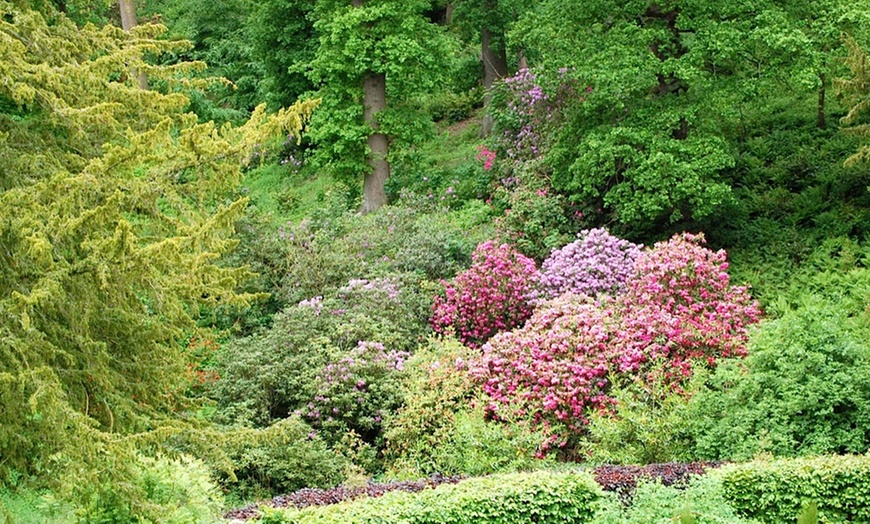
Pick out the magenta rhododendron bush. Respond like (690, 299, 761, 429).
(431, 241, 538, 347)
(537, 228, 643, 300)
(615, 233, 762, 378)
(461, 232, 761, 447)
(470, 294, 619, 439)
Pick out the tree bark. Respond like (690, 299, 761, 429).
(480, 19, 508, 137)
(119, 0, 149, 90)
(352, 0, 389, 213)
(818, 72, 827, 130)
(361, 72, 390, 213)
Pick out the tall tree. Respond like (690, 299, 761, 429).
(507, 0, 870, 233)
(307, 0, 450, 212)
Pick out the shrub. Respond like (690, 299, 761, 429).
(383, 338, 478, 474)
(305, 341, 409, 446)
(213, 273, 430, 427)
(615, 233, 762, 379)
(470, 294, 619, 448)
(580, 373, 696, 465)
(593, 475, 755, 524)
(385, 337, 551, 478)
(715, 454, 870, 523)
(262, 470, 605, 524)
(492, 177, 575, 262)
(220, 418, 346, 500)
(536, 228, 642, 301)
(688, 299, 870, 460)
(431, 241, 538, 347)
(74, 455, 224, 524)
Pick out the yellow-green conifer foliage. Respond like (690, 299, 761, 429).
(837, 35, 870, 166)
(0, 0, 318, 496)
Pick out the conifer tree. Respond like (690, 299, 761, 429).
(0, 0, 317, 495)
(836, 35, 870, 166)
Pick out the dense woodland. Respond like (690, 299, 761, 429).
(4, 0, 870, 522)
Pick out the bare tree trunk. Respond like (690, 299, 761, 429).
(354, 0, 388, 212)
(361, 73, 390, 213)
(445, 3, 455, 25)
(818, 72, 827, 130)
(480, 22, 508, 137)
(517, 49, 529, 70)
(119, 0, 149, 90)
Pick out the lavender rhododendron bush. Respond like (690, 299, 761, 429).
(431, 241, 538, 347)
(537, 228, 643, 300)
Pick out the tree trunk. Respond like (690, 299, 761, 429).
(360, 73, 390, 213)
(480, 22, 508, 137)
(818, 72, 827, 130)
(119, 0, 149, 90)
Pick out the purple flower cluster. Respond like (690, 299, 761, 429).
(304, 341, 409, 436)
(339, 278, 401, 301)
(536, 228, 643, 301)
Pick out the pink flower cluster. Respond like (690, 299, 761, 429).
(476, 145, 496, 171)
(431, 241, 538, 348)
(470, 294, 618, 437)
(614, 233, 762, 378)
(537, 228, 643, 301)
(467, 232, 762, 445)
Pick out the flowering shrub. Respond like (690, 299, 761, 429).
(470, 294, 619, 447)
(466, 232, 760, 449)
(615, 233, 762, 378)
(537, 228, 643, 300)
(477, 145, 496, 171)
(494, 68, 583, 165)
(305, 341, 409, 445)
(431, 241, 538, 347)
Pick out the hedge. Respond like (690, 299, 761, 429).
(716, 454, 870, 523)
(260, 470, 606, 524)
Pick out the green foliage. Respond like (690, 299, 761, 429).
(837, 34, 870, 166)
(0, 485, 75, 524)
(593, 475, 757, 524)
(688, 300, 870, 460)
(0, 0, 319, 510)
(581, 374, 695, 466)
(212, 269, 431, 432)
(307, 0, 454, 182)
(73, 454, 224, 524)
(218, 418, 346, 500)
(385, 338, 552, 478)
(715, 454, 870, 523)
(247, 0, 317, 109)
(144, 0, 262, 118)
(262, 470, 606, 523)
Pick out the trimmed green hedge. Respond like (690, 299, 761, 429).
(716, 454, 870, 523)
(261, 470, 606, 524)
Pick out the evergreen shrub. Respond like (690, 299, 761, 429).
(260, 470, 605, 524)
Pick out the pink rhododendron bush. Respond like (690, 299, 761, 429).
(461, 232, 761, 449)
(615, 233, 762, 379)
(431, 241, 538, 347)
(470, 294, 620, 443)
